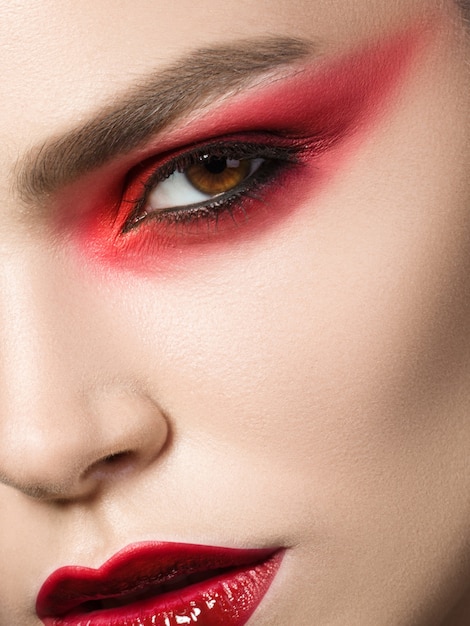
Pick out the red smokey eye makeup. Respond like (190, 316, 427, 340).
(76, 20, 432, 272)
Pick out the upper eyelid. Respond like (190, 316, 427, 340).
(148, 141, 298, 182)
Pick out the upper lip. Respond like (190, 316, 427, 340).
(36, 541, 279, 619)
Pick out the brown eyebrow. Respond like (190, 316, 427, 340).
(14, 36, 314, 205)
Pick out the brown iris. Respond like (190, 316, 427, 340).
(185, 156, 251, 195)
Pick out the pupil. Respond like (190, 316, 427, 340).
(204, 157, 228, 175)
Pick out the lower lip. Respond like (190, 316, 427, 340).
(39, 551, 283, 626)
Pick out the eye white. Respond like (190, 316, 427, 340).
(145, 157, 265, 212)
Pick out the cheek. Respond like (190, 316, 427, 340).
(113, 135, 470, 500)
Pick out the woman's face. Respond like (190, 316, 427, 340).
(1, 1, 470, 624)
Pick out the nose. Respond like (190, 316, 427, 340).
(0, 388, 169, 501)
(0, 255, 169, 502)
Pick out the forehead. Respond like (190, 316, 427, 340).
(0, 0, 431, 126)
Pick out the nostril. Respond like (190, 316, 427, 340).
(84, 450, 136, 481)
(103, 451, 132, 466)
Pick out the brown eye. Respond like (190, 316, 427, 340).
(143, 152, 267, 214)
(185, 156, 251, 195)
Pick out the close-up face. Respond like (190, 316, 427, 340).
(1, 1, 470, 625)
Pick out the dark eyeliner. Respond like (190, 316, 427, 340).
(121, 139, 303, 233)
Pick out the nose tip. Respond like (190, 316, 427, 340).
(0, 388, 169, 502)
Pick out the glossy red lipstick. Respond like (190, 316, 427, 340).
(36, 542, 283, 626)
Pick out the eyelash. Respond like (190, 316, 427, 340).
(119, 136, 306, 236)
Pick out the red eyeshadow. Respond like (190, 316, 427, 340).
(74, 20, 430, 274)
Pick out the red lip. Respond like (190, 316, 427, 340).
(36, 542, 284, 626)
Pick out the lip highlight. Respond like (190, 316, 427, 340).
(36, 542, 284, 626)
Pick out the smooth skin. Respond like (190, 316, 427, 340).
(1, 1, 470, 624)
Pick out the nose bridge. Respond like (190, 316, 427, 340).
(0, 250, 93, 475)
(0, 250, 76, 411)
